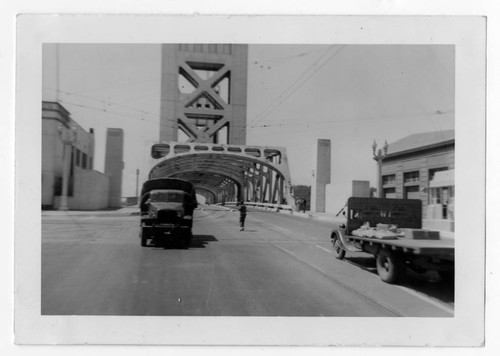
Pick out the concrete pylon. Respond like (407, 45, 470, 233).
(311, 139, 331, 213)
(104, 128, 124, 208)
(159, 44, 248, 144)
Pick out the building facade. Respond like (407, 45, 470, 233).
(42, 101, 110, 210)
(381, 130, 455, 231)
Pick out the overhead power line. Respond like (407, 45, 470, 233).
(44, 87, 161, 119)
(249, 45, 346, 128)
(250, 109, 455, 129)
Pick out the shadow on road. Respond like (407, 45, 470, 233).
(345, 256, 454, 304)
(147, 235, 218, 250)
(190, 234, 218, 249)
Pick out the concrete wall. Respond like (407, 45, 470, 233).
(72, 169, 110, 210)
(42, 101, 96, 208)
(42, 119, 63, 206)
(325, 183, 347, 215)
(160, 44, 179, 142)
(104, 128, 124, 208)
(53, 169, 109, 210)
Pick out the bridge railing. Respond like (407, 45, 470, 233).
(219, 201, 294, 211)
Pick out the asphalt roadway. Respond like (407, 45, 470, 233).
(41, 205, 454, 317)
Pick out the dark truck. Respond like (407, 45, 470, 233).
(330, 197, 454, 284)
(139, 178, 198, 248)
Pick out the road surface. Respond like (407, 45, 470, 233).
(41, 205, 454, 316)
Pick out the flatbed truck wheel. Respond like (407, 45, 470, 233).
(439, 270, 454, 284)
(376, 248, 404, 283)
(331, 233, 346, 260)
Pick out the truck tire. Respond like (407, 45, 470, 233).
(439, 270, 454, 284)
(180, 230, 192, 249)
(376, 248, 404, 283)
(140, 227, 148, 247)
(331, 233, 346, 260)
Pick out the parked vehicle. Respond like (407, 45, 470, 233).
(139, 178, 198, 248)
(330, 197, 454, 284)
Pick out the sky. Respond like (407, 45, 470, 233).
(42, 44, 455, 197)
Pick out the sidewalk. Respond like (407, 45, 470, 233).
(42, 205, 139, 216)
(277, 209, 345, 224)
(278, 209, 455, 239)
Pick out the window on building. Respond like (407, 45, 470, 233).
(404, 171, 420, 184)
(208, 44, 217, 53)
(53, 177, 62, 196)
(82, 152, 87, 169)
(76, 149, 81, 166)
(89, 157, 93, 170)
(70, 147, 75, 176)
(404, 185, 420, 200)
(382, 174, 396, 186)
(383, 187, 396, 199)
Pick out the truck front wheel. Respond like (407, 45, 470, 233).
(376, 249, 404, 283)
(140, 227, 149, 247)
(331, 233, 346, 260)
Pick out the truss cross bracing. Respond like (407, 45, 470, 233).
(148, 142, 294, 205)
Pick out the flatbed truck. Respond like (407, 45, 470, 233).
(330, 197, 454, 284)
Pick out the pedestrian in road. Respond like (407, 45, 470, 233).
(238, 201, 247, 231)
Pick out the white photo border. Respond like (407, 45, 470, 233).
(15, 14, 486, 346)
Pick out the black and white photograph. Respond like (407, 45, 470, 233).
(10, 11, 489, 349)
(40, 42, 456, 317)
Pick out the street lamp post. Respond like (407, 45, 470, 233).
(58, 124, 77, 210)
(372, 140, 389, 198)
(136, 169, 140, 203)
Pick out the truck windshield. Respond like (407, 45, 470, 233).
(149, 190, 186, 203)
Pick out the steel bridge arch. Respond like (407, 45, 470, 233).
(147, 142, 294, 206)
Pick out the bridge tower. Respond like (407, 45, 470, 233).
(151, 44, 294, 207)
(160, 44, 248, 145)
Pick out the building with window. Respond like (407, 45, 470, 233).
(381, 130, 454, 231)
(42, 101, 111, 210)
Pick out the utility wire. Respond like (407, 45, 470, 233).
(250, 109, 454, 129)
(247, 48, 326, 75)
(44, 87, 161, 119)
(249, 45, 346, 128)
(54, 98, 165, 127)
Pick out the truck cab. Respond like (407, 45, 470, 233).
(140, 178, 198, 248)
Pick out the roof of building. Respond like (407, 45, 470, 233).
(386, 130, 454, 156)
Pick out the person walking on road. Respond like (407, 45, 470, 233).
(238, 201, 247, 231)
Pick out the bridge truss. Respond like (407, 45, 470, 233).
(148, 142, 294, 206)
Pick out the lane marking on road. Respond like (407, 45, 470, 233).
(271, 244, 402, 316)
(315, 245, 333, 254)
(344, 260, 455, 316)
